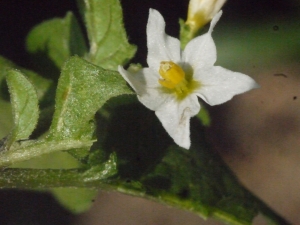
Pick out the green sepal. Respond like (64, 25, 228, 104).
(179, 18, 193, 49)
(83, 152, 118, 182)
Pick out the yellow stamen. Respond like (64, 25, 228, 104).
(158, 61, 200, 100)
(159, 61, 188, 92)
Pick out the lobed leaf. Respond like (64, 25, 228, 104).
(47, 56, 133, 159)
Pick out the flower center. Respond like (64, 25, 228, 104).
(158, 61, 200, 100)
(159, 61, 188, 93)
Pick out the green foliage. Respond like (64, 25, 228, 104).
(10, 151, 81, 169)
(48, 56, 132, 141)
(5, 70, 39, 149)
(99, 104, 287, 225)
(51, 188, 98, 214)
(0, 139, 94, 167)
(0, 56, 54, 140)
(46, 56, 133, 160)
(197, 103, 211, 126)
(77, 0, 136, 69)
(0, 100, 12, 138)
(83, 152, 118, 182)
(0, 1, 292, 225)
(144, 146, 257, 224)
(26, 12, 87, 75)
(0, 56, 54, 105)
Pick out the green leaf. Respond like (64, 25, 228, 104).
(0, 55, 53, 142)
(26, 12, 88, 76)
(101, 104, 288, 225)
(0, 55, 54, 106)
(143, 146, 257, 224)
(77, 0, 136, 69)
(5, 70, 39, 149)
(47, 56, 133, 159)
(51, 188, 98, 214)
(0, 100, 12, 138)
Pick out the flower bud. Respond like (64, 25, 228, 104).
(186, 0, 226, 34)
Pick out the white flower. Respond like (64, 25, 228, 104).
(118, 9, 259, 149)
(186, 0, 226, 34)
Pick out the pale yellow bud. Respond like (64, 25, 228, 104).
(186, 0, 226, 34)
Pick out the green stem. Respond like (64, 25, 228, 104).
(0, 168, 131, 191)
(0, 168, 119, 189)
(0, 168, 87, 189)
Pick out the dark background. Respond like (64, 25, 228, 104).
(0, 0, 298, 67)
(0, 0, 299, 224)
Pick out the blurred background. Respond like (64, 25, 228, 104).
(1, 0, 300, 224)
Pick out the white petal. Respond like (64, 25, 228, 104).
(118, 66, 168, 111)
(147, 9, 181, 70)
(194, 66, 259, 106)
(208, 10, 223, 33)
(182, 11, 222, 70)
(138, 89, 171, 112)
(182, 33, 216, 71)
(155, 95, 200, 149)
(118, 66, 157, 93)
